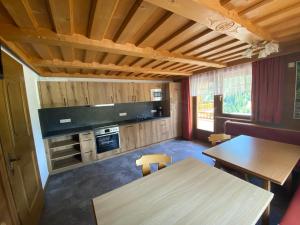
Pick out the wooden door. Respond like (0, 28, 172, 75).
(0, 52, 44, 225)
(66, 82, 89, 106)
(87, 82, 114, 104)
(39, 81, 68, 108)
(0, 140, 18, 225)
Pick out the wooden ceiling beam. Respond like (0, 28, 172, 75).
(39, 71, 172, 81)
(0, 25, 225, 68)
(1, 0, 38, 28)
(88, 0, 119, 40)
(253, 2, 300, 24)
(31, 59, 192, 76)
(238, 0, 273, 16)
(145, 0, 274, 43)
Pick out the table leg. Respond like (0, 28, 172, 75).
(262, 180, 271, 225)
(214, 160, 222, 169)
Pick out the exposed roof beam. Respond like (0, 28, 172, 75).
(0, 24, 225, 68)
(39, 71, 172, 81)
(144, 0, 274, 43)
(31, 59, 192, 76)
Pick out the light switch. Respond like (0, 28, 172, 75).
(288, 62, 295, 68)
(60, 118, 71, 123)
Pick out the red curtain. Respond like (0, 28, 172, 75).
(181, 78, 193, 140)
(252, 56, 284, 124)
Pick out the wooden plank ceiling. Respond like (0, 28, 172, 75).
(0, 0, 299, 80)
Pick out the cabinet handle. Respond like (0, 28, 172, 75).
(63, 98, 67, 106)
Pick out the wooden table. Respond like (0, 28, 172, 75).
(93, 158, 273, 225)
(203, 135, 300, 225)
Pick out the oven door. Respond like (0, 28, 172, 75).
(95, 132, 120, 154)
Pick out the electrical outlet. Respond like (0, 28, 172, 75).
(119, 112, 127, 117)
(60, 118, 71, 124)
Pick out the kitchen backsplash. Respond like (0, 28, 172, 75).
(39, 101, 165, 137)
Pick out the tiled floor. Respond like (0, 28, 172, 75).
(39, 139, 296, 225)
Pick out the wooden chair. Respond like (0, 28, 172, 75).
(208, 133, 231, 146)
(136, 154, 172, 176)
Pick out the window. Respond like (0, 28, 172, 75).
(197, 96, 214, 132)
(190, 63, 252, 131)
(222, 73, 252, 115)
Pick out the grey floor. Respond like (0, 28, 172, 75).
(39, 139, 296, 225)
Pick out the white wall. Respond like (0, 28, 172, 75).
(1, 47, 49, 188)
(23, 67, 49, 188)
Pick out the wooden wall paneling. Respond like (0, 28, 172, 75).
(39, 81, 68, 108)
(66, 82, 89, 106)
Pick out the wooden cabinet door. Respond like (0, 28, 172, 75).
(138, 121, 152, 147)
(113, 83, 131, 103)
(66, 82, 89, 106)
(169, 82, 182, 138)
(39, 81, 68, 108)
(0, 52, 43, 225)
(87, 82, 114, 105)
(119, 124, 138, 152)
(80, 140, 96, 163)
(143, 83, 151, 102)
(119, 125, 128, 152)
(134, 83, 145, 102)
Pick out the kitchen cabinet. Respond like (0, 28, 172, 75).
(88, 82, 114, 104)
(119, 124, 139, 152)
(79, 132, 97, 163)
(169, 82, 182, 138)
(39, 81, 68, 108)
(66, 82, 89, 106)
(138, 121, 153, 147)
(151, 118, 171, 143)
(38, 81, 167, 108)
(113, 83, 131, 103)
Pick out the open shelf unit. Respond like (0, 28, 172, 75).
(46, 134, 83, 171)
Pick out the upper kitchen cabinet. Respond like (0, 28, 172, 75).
(39, 81, 68, 108)
(66, 82, 89, 106)
(88, 82, 114, 105)
(113, 83, 131, 103)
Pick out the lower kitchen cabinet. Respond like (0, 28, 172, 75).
(137, 121, 153, 147)
(44, 131, 97, 173)
(79, 132, 97, 163)
(119, 124, 139, 152)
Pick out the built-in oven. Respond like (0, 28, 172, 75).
(94, 125, 120, 154)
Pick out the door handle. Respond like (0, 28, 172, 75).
(6, 153, 20, 174)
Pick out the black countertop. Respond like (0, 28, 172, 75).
(43, 116, 170, 138)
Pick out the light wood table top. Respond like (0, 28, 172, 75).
(93, 158, 273, 225)
(203, 135, 300, 185)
